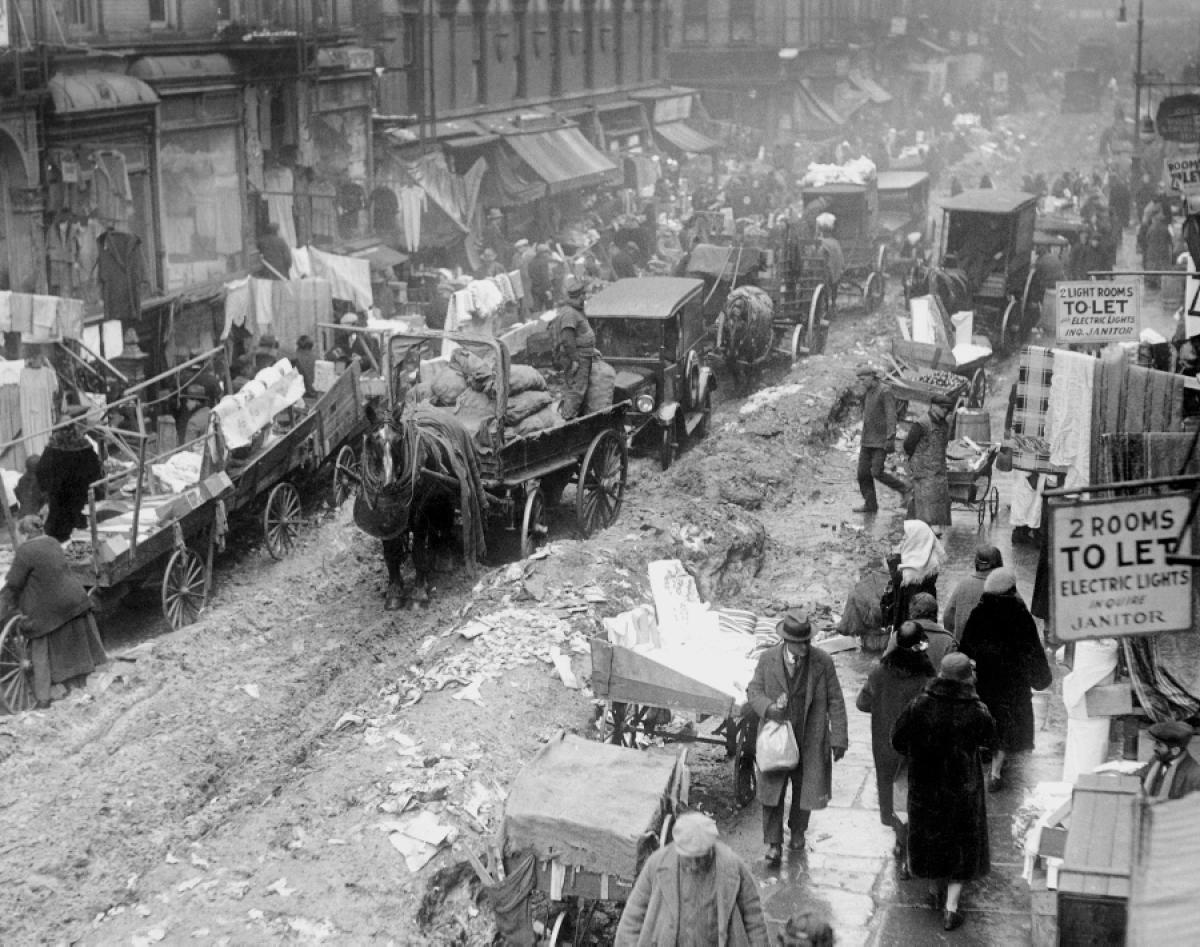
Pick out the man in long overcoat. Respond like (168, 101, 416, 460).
(902, 391, 953, 529)
(747, 609, 848, 866)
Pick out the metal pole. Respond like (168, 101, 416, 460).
(1132, 0, 1144, 184)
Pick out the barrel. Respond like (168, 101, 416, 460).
(955, 408, 992, 444)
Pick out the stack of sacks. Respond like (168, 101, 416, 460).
(151, 451, 203, 494)
(213, 358, 307, 450)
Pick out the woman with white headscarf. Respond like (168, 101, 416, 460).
(881, 520, 946, 633)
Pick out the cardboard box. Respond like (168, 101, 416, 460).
(201, 472, 234, 501)
(1085, 682, 1133, 717)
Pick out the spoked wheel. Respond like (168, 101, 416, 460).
(807, 284, 831, 355)
(988, 485, 1000, 521)
(331, 444, 360, 507)
(601, 701, 648, 747)
(790, 323, 808, 362)
(968, 368, 988, 408)
(864, 271, 885, 312)
(576, 429, 628, 536)
(659, 423, 675, 471)
(733, 717, 758, 808)
(0, 615, 35, 713)
(546, 912, 567, 947)
(263, 482, 302, 559)
(714, 312, 727, 351)
(999, 299, 1020, 353)
(520, 487, 549, 559)
(876, 244, 890, 283)
(161, 547, 207, 630)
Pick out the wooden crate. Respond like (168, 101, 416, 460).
(1030, 872, 1058, 947)
(1084, 682, 1133, 717)
(1057, 773, 1141, 947)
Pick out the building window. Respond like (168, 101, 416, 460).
(681, 0, 706, 46)
(730, 0, 753, 44)
(64, 0, 93, 28)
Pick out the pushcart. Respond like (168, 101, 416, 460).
(948, 443, 1002, 526)
(497, 733, 688, 945)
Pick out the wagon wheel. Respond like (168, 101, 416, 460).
(999, 299, 1021, 353)
(790, 323, 808, 362)
(977, 493, 987, 528)
(807, 284, 831, 355)
(520, 486, 549, 559)
(864, 271, 885, 312)
(330, 444, 360, 507)
(733, 717, 757, 808)
(546, 912, 567, 947)
(263, 481, 302, 559)
(576, 429, 627, 536)
(1021, 267, 1041, 336)
(684, 351, 702, 409)
(876, 243, 890, 280)
(695, 388, 713, 440)
(714, 312, 727, 351)
(0, 615, 35, 713)
(601, 701, 647, 747)
(658, 423, 675, 471)
(161, 547, 207, 630)
(988, 485, 1000, 521)
(968, 368, 988, 408)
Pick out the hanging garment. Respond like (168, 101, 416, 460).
(291, 246, 312, 279)
(250, 278, 276, 334)
(307, 247, 372, 310)
(0, 378, 24, 471)
(398, 186, 427, 252)
(30, 295, 59, 341)
(0, 291, 11, 332)
(97, 230, 145, 328)
(264, 167, 298, 249)
(76, 217, 104, 303)
(222, 278, 252, 339)
(1008, 345, 1058, 473)
(1046, 349, 1095, 489)
(19, 364, 59, 457)
(57, 298, 84, 341)
(46, 220, 80, 296)
(10, 293, 33, 336)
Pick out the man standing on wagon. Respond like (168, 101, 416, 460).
(747, 608, 849, 866)
(551, 277, 598, 420)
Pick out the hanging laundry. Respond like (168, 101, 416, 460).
(0, 367, 23, 471)
(97, 230, 146, 330)
(251, 277, 275, 334)
(30, 295, 59, 340)
(19, 362, 59, 457)
(292, 246, 312, 279)
(308, 247, 372, 310)
(10, 293, 33, 336)
(57, 298, 84, 341)
(398, 185, 427, 252)
(223, 277, 252, 340)
(264, 166, 298, 248)
(46, 218, 80, 297)
(0, 291, 11, 332)
(1046, 349, 1095, 489)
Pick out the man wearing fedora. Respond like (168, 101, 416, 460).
(747, 608, 849, 866)
(1142, 721, 1200, 802)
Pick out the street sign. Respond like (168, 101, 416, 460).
(1167, 156, 1200, 197)
(1055, 280, 1141, 345)
(1049, 493, 1194, 641)
(1155, 95, 1200, 144)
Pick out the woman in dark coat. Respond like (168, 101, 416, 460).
(37, 409, 103, 542)
(892, 652, 998, 932)
(958, 568, 1052, 791)
(1, 515, 107, 708)
(856, 622, 935, 873)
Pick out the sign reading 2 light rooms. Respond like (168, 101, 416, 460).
(1050, 493, 1193, 641)
(1055, 280, 1141, 345)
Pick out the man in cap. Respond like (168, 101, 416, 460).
(747, 608, 848, 866)
(816, 213, 844, 290)
(551, 277, 598, 420)
(482, 207, 512, 263)
(510, 238, 533, 272)
(942, 544, 1003, 639)
(1142, 721, 1200, 802)
(527, 243, 555, 311)
(615, 811, 768, 946)
(902, 391, 954, 531)
(180, 383, 212, 447)
(474, 246, 504, 280)
(854, 364, 909, 514)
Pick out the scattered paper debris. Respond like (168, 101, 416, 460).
(452, 679, 485, 705)
(266, 877, 296, 898)
(241, 684, 261, 700)
(552, 653, 579, 689)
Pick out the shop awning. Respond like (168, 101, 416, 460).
(796, 80, 845, 132)
(654, 121, 720, 155)
(49, 72, 159, 114)
(849, 71, 893, 105)
(129, 54, 236, 88)
(1002, 40, 1026, 61)
(502, 126, 620, 195)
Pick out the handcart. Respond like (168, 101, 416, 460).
(497, 733, 688, 945)
(590, 627, 759, 808)
(947, 442, 1002, 526)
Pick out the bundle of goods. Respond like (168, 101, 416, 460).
(212, 358, 307, 452)
(946, 437, 993, 475)
(423, 348, 566, 440)
(885, 365, 968, 403)
(800, 156, 877, 188)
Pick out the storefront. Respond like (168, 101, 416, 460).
(129, 55, 246, 293)
(595, 100, 652, 154)
(44, 71, 160, 317)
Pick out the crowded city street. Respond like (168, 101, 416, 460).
(1, 0, 1200, 945)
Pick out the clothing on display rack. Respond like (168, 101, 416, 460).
(97, 230, 145, 328)
(57, 298, 84, 341)
(398, 185, 426, 252)
(46, 218, 80, 296)
(19, 364, 59, 457)
(251, 278, 275, 334)
(308, 247, 372, 310)
(10, 293, 33, 336)
(222, 278, 253, 340)
(1046, 349, 1095, 489)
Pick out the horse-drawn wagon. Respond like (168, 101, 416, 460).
(341, 328, 629, 607)
(800, 177, 888, 314)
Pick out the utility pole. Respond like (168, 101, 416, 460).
(1132, 0, 1144, 186)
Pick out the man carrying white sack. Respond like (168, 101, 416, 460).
(746, 608, 848, 867)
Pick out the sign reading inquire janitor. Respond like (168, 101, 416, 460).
(1049, 493, 1193, 641)
(1055, 280, 1141, 345)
